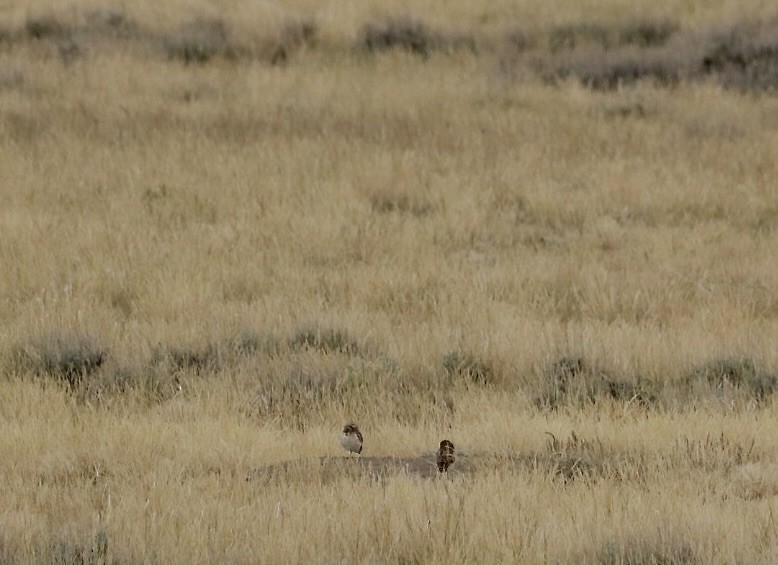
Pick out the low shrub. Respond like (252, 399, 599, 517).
(360, 18, 435, 57)
(165, 18, 234, 64)
(11, 332, 105, 388)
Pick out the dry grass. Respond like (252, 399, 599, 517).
(1, 0, 777, 562)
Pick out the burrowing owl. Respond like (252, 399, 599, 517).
(340, 423, 363, 455)
(437, 439, 455, 472)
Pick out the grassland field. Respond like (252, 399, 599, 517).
(1, 0, 778, 562)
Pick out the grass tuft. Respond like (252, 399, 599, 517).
(289, 327, 361, 356)
(0, 66, 24, 90)
(243, 361, 344, 429)
(598, 532, 696, 565)
(693, 356, 758, 386)
(150, 342, 221, 374)
(676, 433, 756, 472)
(35, 527, 110, 565)
(442, 351, 494, 385)
(230, 330, 282, 357)
(77, 365, 182, 404)
(370, 191, 434, 216)
(270, 19, 318, 65)
(543, 431, 636, 482)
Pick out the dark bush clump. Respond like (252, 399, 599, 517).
(166, 18, 234, 64)
(689, 357, 778, 401)
(25, 16, 65, 39)
(694, 356, 758, 386)
(360, 18, 435, 57)
(537, 357, 658, 408)
(12, 332, 105, 388)
(506, 30, 535, 53)
(701, 28, 778, 92)
(555, 50, 683, 90)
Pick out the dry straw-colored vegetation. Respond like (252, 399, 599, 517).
(1, 0, 777, 562)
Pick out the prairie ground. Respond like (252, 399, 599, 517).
(1, 0, 777, 563)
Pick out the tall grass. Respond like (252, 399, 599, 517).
(0, 0, 777, 561)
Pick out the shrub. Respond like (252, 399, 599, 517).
(25, 16, 65, 40)
(506, 29, 535, 53)
(12, 332, 105, 388)
(555, 49, 683, 90)
(693, 356, 758, 386)
(617, 20, 678, 48)
(165, 18, 234, 64)
(536, 357, 658, 408)
(701, 27, 778, 92)
(689, 357, 778, 401)
(536, 356, 597, 407)
(360, 18, 435, 57)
